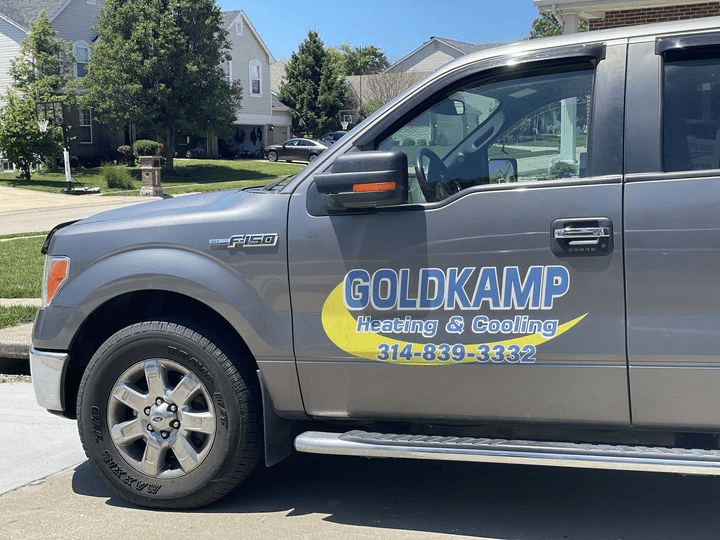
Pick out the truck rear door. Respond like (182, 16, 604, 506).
(625, 32, 720, 429)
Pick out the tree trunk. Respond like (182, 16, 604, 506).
(163, 127, 176, 171)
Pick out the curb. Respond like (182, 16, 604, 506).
(0, 322, 33, 360)
(0, 300, 40, 360)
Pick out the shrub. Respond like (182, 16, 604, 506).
(100, 162, 135, 190)
(549, 160, 578, 179)
(117, 145, 134, 165)
(132, 139, 160, 156)
(402, 138, 416, 146)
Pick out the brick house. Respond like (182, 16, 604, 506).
(533, 0, 720, 32)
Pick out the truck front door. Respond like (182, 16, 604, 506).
(288, 45, 631, 425)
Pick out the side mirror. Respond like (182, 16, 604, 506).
(489, 157, 518, 183)
(315, 151, 408, 210)
(431, 99, 465, 116)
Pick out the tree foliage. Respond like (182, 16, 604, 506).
(279, 31, 349, 137)
(0, 11, 71, 180)
(529, 10, 588, 38)
(329, 44, 389, 76)
(0, 92, 62, 180)
(83, 0, 242, 170)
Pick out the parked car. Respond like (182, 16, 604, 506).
(265, 138, 329, 163)
(33, 16, 720, 510)
(320, 131, 347, 143)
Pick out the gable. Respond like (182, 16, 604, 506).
(0, 0, 70, 30)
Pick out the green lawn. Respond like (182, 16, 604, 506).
(0, 158, 304, 195)
(0, 305, 37, 328)
(0, 235, 44, 299)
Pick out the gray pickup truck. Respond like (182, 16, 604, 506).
(32, 17, 720, 508)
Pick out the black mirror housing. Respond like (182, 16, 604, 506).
(315, 151, 408, 210)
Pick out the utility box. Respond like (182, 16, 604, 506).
(139, 156, 163, 197)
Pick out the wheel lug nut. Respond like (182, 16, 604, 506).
(155, 397, 164, 405)
(161, 431, 169, 439)
(147, 425, 154, 432)
(169, 404, 177, 413)
(171, 420, 180, 429)
(144, 407, 151, 416)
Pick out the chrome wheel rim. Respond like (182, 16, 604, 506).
(107, 358, 216, 478)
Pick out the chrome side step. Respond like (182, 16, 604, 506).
(294, 430, 720, 475)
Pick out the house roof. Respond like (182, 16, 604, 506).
(387, 36, 499, 74)
(0, 0, 68, 31)
(222, 10, 276, 64)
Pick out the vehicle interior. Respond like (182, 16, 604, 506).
(376, 67, 594, 203)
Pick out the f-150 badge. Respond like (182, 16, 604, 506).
(210, 233, 278, 249)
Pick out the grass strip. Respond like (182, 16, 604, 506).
(0, 236, 44, 298)
(0, 305, 38, 328)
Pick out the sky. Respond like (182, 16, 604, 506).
(217, 1, 541, 62)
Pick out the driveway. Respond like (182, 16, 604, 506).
(0, 186, 157, 235)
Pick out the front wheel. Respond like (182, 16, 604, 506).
(77, 321, 260, 509)
(267, 150, 278, 162)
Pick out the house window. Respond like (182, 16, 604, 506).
(74, 42, 90, 77)
(224, 61, 233, 84)
(250, 60, 261, 95)
(79, 108, 92, 144)
(234, 19, 243, 36)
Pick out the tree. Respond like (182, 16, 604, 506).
(0, 11, 73, 180)
(351, 70, 424, 117)
(279, 31, 350, 137)
(0, 92, 62, 180)
(330, 44, 389, 76)
(9, 11, 77, 105)
(529, 11, 588, 38)
(83, 0, 242, 170)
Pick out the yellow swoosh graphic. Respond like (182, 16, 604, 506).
(321, 282, 587, 365)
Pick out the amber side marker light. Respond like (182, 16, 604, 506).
(43, 257, 69, 306)
(352, 182, 396, 192)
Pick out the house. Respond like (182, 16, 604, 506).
(0, 1, 290, 166)
(213, 10, 291, 159)
(387, 36, 497, 75)
(343, 37, 498, 119)
(533, 0, 720, 32)
(0, 0, 110, 169)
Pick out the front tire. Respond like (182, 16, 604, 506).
(267, 150, 278, 162)
(77, 321, 260, 509)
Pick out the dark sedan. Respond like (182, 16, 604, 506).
(265, 138, 329, 163)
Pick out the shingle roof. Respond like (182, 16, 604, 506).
(0, 0, 68, 31)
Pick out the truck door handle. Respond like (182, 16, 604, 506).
(552, 218, 613, 256)
(553, 226, 611, 245)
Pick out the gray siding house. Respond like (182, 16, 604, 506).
(0, 1, 289, 166)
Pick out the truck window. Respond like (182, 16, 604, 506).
(664, 53, 720, 172)
(377, 68, 594, 203)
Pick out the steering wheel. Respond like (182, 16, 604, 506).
(415, 148, 458, 202)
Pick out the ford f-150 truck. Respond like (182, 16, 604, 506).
(32, 17, 720, 508)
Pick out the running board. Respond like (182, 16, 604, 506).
(294, 430, 720, 476)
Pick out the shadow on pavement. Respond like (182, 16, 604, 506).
(71, 451, 720, 539)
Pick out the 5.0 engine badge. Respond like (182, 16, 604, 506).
(209, 233, 278, 249)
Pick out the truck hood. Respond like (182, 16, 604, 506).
(79, 189, 249, 226)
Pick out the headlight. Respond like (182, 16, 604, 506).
(42, 256, 70, 306)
